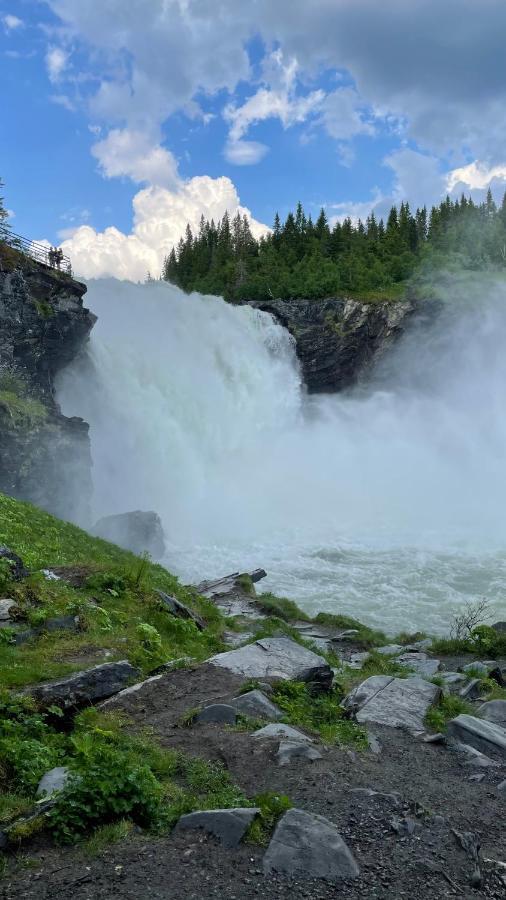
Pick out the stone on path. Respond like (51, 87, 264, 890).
(376, 644, 404, 656)
(396, 651, 440, 677)
(439, 672, 467, 693)
(276, 741, 323, 766)
(156, 590, 205, 631)
(209, 637, 332, 689)
(252, 723, 313, 743)
(194, 704, 238, 725)
(263, 808, 360, 882)
(175, 808, 260, 848)
(36, 767, 72, 799)
(478, 700, 506, 727)
(456, 742, 501, 768)
(0, 599, 16, 620)
(344, 675, 440, 733)
(25, 660, 139, 712)
(229, 690, 281, 721)
(447, 715, 506, 760)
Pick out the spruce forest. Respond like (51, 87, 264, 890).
(162, 190, 506, 302)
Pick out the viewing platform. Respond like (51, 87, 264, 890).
(0, 227, 72, 276)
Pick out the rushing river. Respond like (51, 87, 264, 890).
(56, 277, 506, 634)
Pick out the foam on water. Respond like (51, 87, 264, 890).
(56, 277, 506, 633)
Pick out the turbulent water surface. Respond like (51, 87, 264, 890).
(57, 278, 506, 634)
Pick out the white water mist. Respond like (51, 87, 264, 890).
(57, 276, 506, 633)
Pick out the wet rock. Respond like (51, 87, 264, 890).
(447, 714, 506, 760)
(277, 741, 323, 766)
(459, 678, 483, 700)
(194, 704, 238, 725)
(36, 767, 72, 799)
(0, 599, 16, 620)
(344, 675, 440, 733)
(479, 700, 506, 726)
(252, 723, 313, 743)
(439, 672, 467, 693)
(156, 590, 205, 631)
(209, 637, 333, 691)
(229, 690, 281, 721)
(25, 660, 140, 712)
(263, 808, 360, 881)
(175, 807, 260, 848)
(376, 644, 404, 656)
(92, 510, 166, 559)
(492, 621, 506, 633)
(0, 546, 28, 581)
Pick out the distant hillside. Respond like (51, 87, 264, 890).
(162, 191, 506, 302)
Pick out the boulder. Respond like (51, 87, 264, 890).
(492, 621, 506, 633)
(209, 637, 333, 690)
(252, 723, 313, 743)
(175, 808, 260, 848)
(440, 672, 467, 693)
(478, 700, 506, 727)
(463, 661, 494, 675)
(447, 714, 506, 760)
(25, 660, 139, 712)
(376, 644, 404, 656)
(396, 651, 440, 677)
(497, 779, 506, 793)
(263, 808, 360, 881)
(195, 570, 267, 598)
(0, 599, 16, 620)
(36, 767, 72, 799)
(91, 510, 166, 559)
(194, 704, 238, 725)
(344, 675, 440, 733)
(14, 614, 80, 646)
(0, 546, 28, 581)
(455, 742, 500, 768)
(277, 742, 323, 766)
(156, 590, 205, 631)
(459, 678, 483, 700)
(229, 690, 282, 721)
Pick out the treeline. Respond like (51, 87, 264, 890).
(162, 190, 506, 301)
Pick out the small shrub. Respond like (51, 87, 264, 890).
(0, 691, 67, 793)
(246, 791, 292, 844)
(256, 592, 308, 622)
(136, 623, 162, 654)
(450, 598, 491, 641)
(271, 680, 368, 748)
(236, 574, 256, 596)
(84, 818, 133, 857)
(85, 571, 128, 597)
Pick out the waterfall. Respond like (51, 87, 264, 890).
(56, 277, 506, 633)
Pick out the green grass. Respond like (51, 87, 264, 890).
(313, 611, 387, 648)
(255, 592, 310, 622)
(269, 680, 368, 749)
(84, 819, 133, 857)
(425, 694, 474, 732)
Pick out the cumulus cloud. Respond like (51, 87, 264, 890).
(2, 14, 23, 31)
(224, 140, 269, 166)
(447, 161, 506, 193)
(60, 175, 269, 281)
(45, 46, 68, 83)
(91, 129, 179, 188)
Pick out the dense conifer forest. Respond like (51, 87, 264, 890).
(162, 190, 506, 301)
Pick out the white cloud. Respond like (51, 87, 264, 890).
(319, 88, 374, 141)
(2, 14, 23, 31)
(60, 175, 269, 281)
(224, 140, 269, 166)
(447, 161, 506, 193)
(91, 129, 179, 188)
(46, 47, 68, 83)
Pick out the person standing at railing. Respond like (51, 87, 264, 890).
(55, 248, 63, 269)
(48, 247, 56, 267)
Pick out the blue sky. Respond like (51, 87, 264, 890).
(2, 0, 506, 280)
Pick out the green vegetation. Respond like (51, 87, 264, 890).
(255, 591, 310, 622)
(431, 625, 506, 659)
(246, 792, 292, 844)
(162, 190, 506, 302)
(425, 694, 474, 732)
(0, 372, 47, 429)
(269, 680, 368, 748)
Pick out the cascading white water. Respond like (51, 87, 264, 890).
(56, 277, 506, 633)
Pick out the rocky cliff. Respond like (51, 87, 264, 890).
(248, 296, 415, 393)
(0, 244, 95, 521)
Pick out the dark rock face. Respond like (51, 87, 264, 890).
(24, 660, 140, 714)
(92, 510, 166, 559)
(0, 262, 95, 520)
(248, 296, 415, 393)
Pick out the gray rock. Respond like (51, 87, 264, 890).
(0, 599, 16, 620)
(252, 723, 313, 743)
(156, 590, 204, 631)
(439, 672, 467, 693)
(276, 742, 323, 766)
(175, 808, 259, 848)
(13, 614, 80, 646)
(36, 766, 72, 799)
(456, 742, 500, 767)
(376, 644, 403, 656)
(25, 660, 139, 712)
(209, 637, 333, 690)
(479, 700, 506, 727)
(0, 547, 28, 581)
(396, 651, 440, 677)
(390, 816, 417, 836)
(263, 808, 360, 881)
(349, 652, 370, 668)
(408, 638, 434, 651)
(459, 678, 483, 700)
(367, 732, 382, 754)
(497, 779, 506, 793)
(463, 661, 492, 675)
(447, 715, 506, 760)
(91, 510, 166, 560)
(468, 773, 486, 783)
(194, 704, 238, 725)
(423, 732, 446, 743)
(492, 621, 506, 633)
(344, 675, 440, 733)
(350, 788, 401, 806)
(229, 690, 281, 721)
(195, 570, 266, 599)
